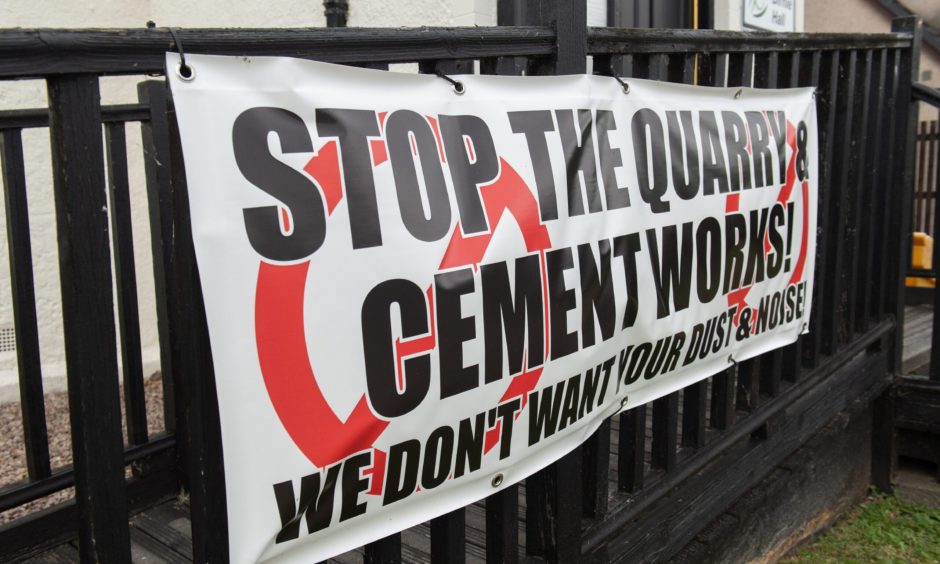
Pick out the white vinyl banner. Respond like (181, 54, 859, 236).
(168, 53, 818, 563)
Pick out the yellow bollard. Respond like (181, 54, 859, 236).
(906, 232, 936, 288)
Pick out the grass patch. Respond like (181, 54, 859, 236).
(783, 494, 940, 563)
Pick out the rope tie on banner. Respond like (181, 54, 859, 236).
(728, 354, 738, 369)
(435, 70, 465, 95)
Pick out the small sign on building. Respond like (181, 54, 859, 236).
(743, 0, 796, 32)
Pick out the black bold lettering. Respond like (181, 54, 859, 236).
(272, 464, 340, 543)
(613, 233, 642, 329)
(667, 110, 700, 200)
(386, 110, 452, 241)
(362, 279, 430, 418)
(578, 241, 616, 348)
(528, 383, 565, 445)
(421, 426, 454, 490)
(384, 440, 420, 505)
(548, 247, 579, 359)
(699, 111, 730, 195)
(746, 111, 774, 188)
(317, 109, 382, 248)
(722, 111, 752, 191)
(647, 223, 694, 318)
(596, 109, 631, 210)
(233, 107, 326, 261)
(436, 268, 479, 399)
(509, 110, 559, 221)
(481, 255, 544, 384)
(632, 108, 670, 213)
(556, 109, 602, 216)
(440, 115, 499, 233)
(696, 217, 722, 304)
(339, 452, 371, 522)
(454, 412, 485, 478)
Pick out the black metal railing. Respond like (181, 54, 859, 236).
(0, 4, 924, 562)
(912, 82, 940, 381)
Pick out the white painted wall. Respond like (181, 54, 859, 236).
(0, 0, 498, 403)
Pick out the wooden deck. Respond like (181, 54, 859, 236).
(18, 306, 935, 563)
(903, 304, 934, 376)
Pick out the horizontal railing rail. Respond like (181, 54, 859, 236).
(588, 27, 913, 53)
(0, 27, 556, 78)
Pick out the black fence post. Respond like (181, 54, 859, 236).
(46, 73, 131, 562)
(872, 15, 922, 494)
(520, 2, 586, 561)
(323, 0, 348, 27)
(164, 86, 230, 563)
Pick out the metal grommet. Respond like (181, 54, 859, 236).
(176, 62, 196, 82)
(612, 74, 630, 94)
(620, 396, 629, 408)
(728, 354, 738, 367)
(491, 473, 504, 488)
(435, 70, 465, 96)
(733, 88, 743, 99)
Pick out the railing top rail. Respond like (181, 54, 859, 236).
(0, 26, 555, 79)
(588, 27, 914, 54)
(913, 83, 940, 107)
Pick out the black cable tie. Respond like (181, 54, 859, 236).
(435, 70, 465, 95)
(609, 65, 630, 94)
(167, 27, 194, 80)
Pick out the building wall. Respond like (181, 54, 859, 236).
(0, 0, 495, 403)
(805, 0, 940, 90)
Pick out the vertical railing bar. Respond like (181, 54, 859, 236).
(726, 51, 759, 410)
(874, 49, 902, 323)
(0, 128, 51, 480)
(698, 51, 736, 427)
(47, 73, 131, 562)
(485, 484, 519, 564)
(784, 50, 815, 381)
(755, 51, 784, 400)
(926, 120, 938, 239)
(930, 110, 940, 380)
(430, 509, 466, 564)
(841, 50, 868, 339)
(618, 405, 646, 492)
(165, 84, 229, 563)
(857, 49, 887, 333)
(821, 49, 856, 355)
(650, 393, 678, 472)
(365, 533, 403, 564)
(680, 49, 708, 449)
(915, 121, 928, 234)
(680, 382, 707, 449)
(804, 50, 840, 368)
(137, 80, 177, 435)
(413, 57, 471, 564)
(874, 16, 922, 494)
(104, 121, 149, 447)
(851, 50, 876, 335)
(581, 419, 610, 519)
(681, 46, 708, 442)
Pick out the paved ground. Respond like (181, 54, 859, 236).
(0, 373, 165, 525)
(895, 459, 940, 507)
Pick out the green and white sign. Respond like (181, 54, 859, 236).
(744, 0, 796, 32)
